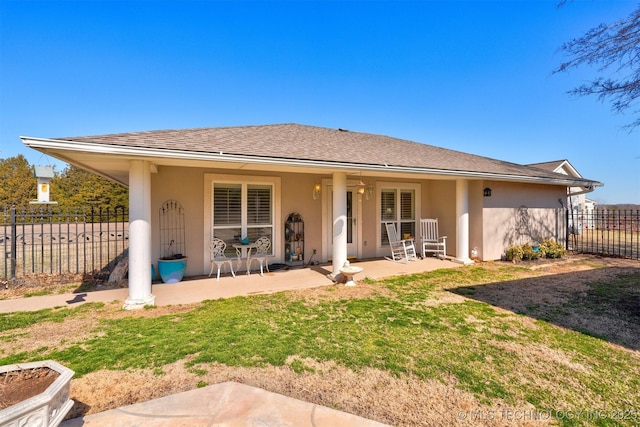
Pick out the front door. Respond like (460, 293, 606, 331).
(327, 186, 358, 258)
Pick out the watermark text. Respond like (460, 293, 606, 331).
(456, 409, 638, 422)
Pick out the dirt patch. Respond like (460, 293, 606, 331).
(0, 271, 125, 300)
(0, 303, 203, 358)
(0, 316, 99, 356)
(0, 367, 59, 410)
(287, 282, 394, 305)
(69, 358, 551, 426)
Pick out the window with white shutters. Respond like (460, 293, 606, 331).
(213, 184, 241, 226)
(212, 181, 273, 256)
(247, 184, 273, 242)
(380, 187, 416, 245)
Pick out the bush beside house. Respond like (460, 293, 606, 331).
(505, 239, 566, 262)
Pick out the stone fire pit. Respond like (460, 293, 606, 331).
(0, 360, 74, 427)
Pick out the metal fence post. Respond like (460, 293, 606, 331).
(10, 205, 17, 280)
(564, 208, 569, 251)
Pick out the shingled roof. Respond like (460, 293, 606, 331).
(31, 123, 601, 186)
(527, 160, 568, 172)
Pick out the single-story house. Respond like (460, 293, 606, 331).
(21, 123, 602, 309)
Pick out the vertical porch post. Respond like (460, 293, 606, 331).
(124, 159, 156, 309)
(331, 171, 348, 278)
(455, 179, 473, 265)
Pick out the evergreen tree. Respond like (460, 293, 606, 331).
(0, 156, 128, 211)
(51, 165, 128, 211)
(0, 155, 37, 209)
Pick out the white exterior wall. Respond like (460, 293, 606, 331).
(480, 181, 567, 260)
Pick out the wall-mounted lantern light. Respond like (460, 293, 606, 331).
(365, 186, 374, 201)
(312, 183, 321, 200)
(483, 187, 492, 197)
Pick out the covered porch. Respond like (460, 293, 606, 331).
(124, 162, 475, 309)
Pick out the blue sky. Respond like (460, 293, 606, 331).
(1, 0, 638, 204)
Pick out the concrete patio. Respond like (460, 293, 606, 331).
(0, 257, 460, 313)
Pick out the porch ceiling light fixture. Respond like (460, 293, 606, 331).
(312, 183, 321, 200)
(356, 173, 374, 200)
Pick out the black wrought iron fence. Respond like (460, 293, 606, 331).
(0, 205, 129, 280)
(567, 208, 640, 260)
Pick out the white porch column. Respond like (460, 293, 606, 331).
(124, 160, 156, 309)
(331, 171, 348, 279)
(455, 179, 474, 265)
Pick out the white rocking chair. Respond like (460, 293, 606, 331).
(384, 222, 418, 262)
(420, 218, 447, 259)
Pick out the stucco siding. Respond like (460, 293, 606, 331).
(425, 180, 457, 257)
(280, 172, 324, 262)
(481, 181, 566, 260)
(483, 181, 566, 209)
(151, 166, 206, 277)
(359, 180, 378, 259)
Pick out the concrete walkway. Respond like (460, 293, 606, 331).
(61, 381, 391, 427)
(4, 257, 459, 426)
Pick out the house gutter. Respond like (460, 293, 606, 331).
(21, 136, 603, 189)
(566, 186, 598, 196)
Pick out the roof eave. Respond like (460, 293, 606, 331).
(21, 136, 601, 188)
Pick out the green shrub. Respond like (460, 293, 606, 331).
(505, 244, 524, 262)
(506, 239, 565, 262)
(521, 243, 541, 260)
(538, 238, 566, 259)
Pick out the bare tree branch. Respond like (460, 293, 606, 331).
(554, 4, 640, 129)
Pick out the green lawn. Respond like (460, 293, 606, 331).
(1, 261, 638, 426)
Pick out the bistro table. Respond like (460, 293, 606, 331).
(232, 242, 259, 275)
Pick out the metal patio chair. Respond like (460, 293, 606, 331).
(246, 236, 273, 276)
(208, 238, 236, 281)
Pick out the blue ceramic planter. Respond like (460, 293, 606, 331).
(157, 257, 187, 284)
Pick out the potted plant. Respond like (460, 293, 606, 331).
(0, 360, 74, 427)
(157, 240, 188, 284)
